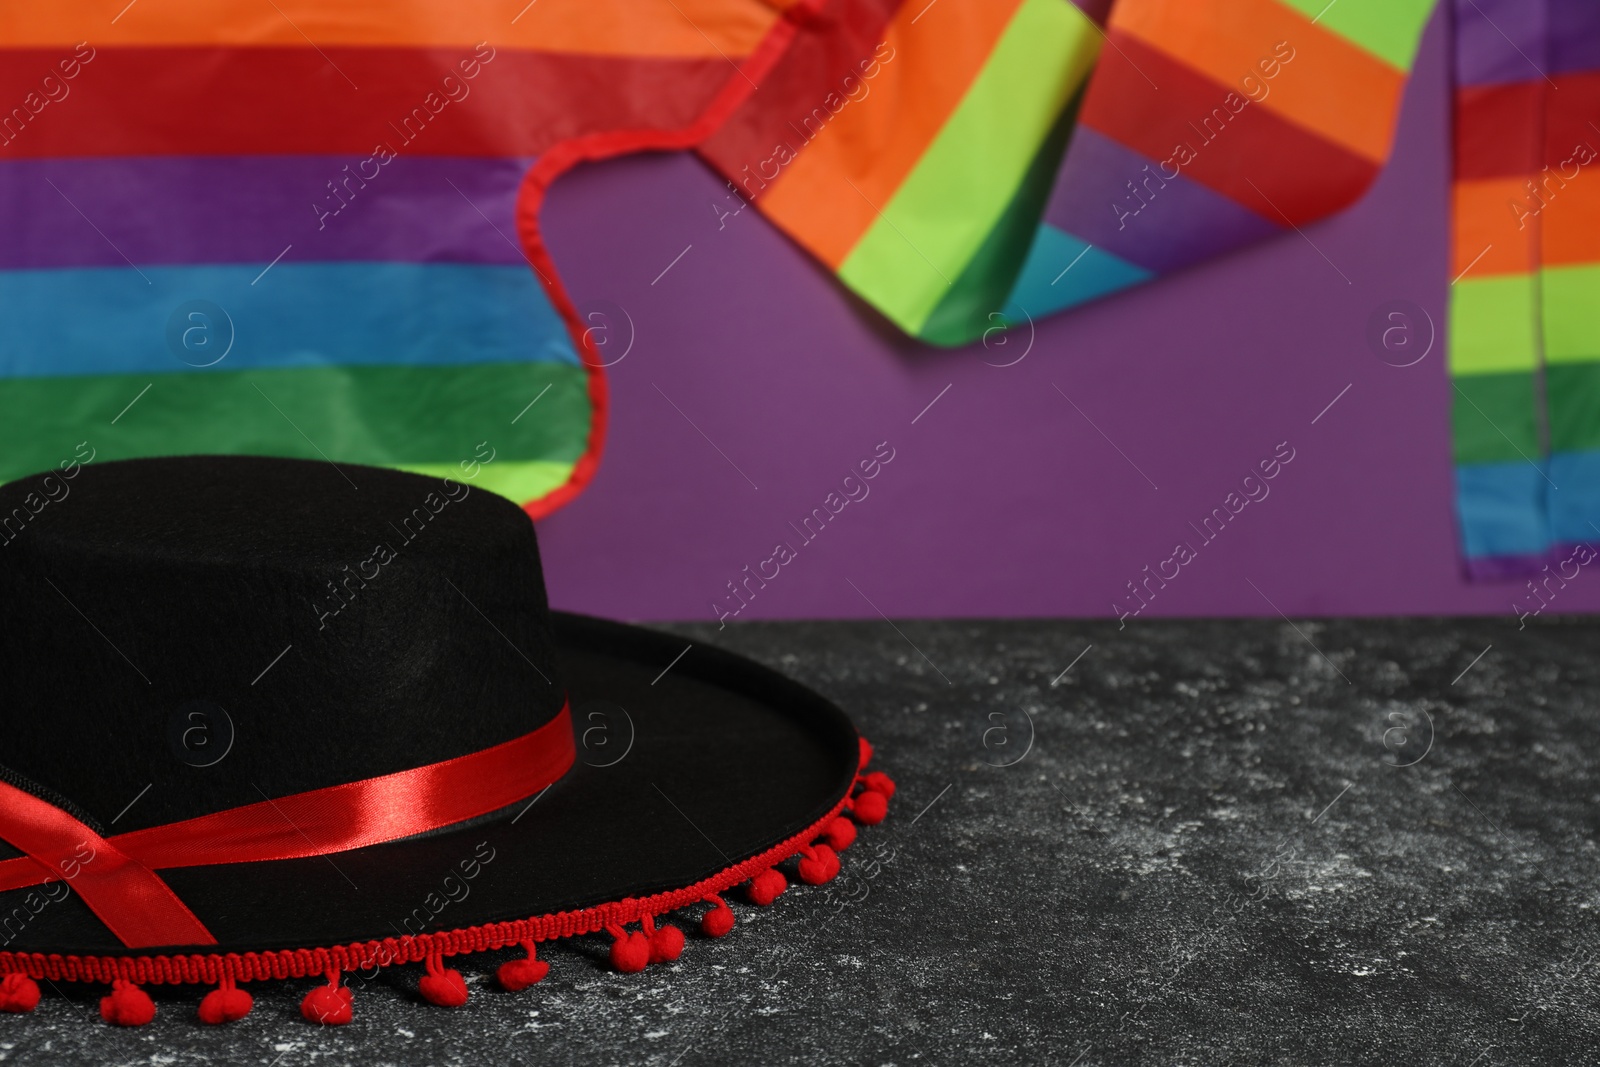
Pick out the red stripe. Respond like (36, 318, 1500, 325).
(696, 0, 903, 202)
(0, 46, 730, 158)
(1454, 82, 1545, 180)
(1543, 70, 1600, 172)
(1455, 72, 1600, 184)
(0, 706, 575, 947)
(1080, 30, 1378, 226)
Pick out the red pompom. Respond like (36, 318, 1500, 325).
(610, 930, 651, 974)
(853, 788, 888, 825)
(858, 737, 874, 770)
(823, 816, 857, 852)
(300, 982, 353, 1025)
(496, 957, 549, 992)
(99, 980, 155, 1027)
(700, 902, 735, 938)
(197, 982, 253, 1024)
(747, 867, 787, 906)
(862, 771, 896, 799)
(419, 967, 469, 1008)
(649, 923, 685, 964)
(797, 844, 841, 885)
(0, 973, 40, 1014)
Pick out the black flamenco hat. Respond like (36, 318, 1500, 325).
(0, 454, 894, 1026)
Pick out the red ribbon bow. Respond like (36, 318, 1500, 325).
(0, 705, 574, 948)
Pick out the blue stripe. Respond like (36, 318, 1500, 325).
(1548, 449, 1600, 545)
(0, 262, 575, 378)
(1006, 224, 1152, 318)
(1456, 460, 1551, 559)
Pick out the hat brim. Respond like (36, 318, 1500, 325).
(0, 612, 861, 967)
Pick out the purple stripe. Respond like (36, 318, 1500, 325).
(1463, 545, 1563, 581)
(0, 155, 533, 270)
(1039, 126, 1279, 275)
(1067, 0, 1113, 26)
(1452, 0, 1551, 87)
(1549, 0, 1600, 78)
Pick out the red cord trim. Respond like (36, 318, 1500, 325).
(0, 792, 850, 986)
(515, 0, 821, 521)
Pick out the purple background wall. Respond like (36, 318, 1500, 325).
(535, 9, 1600, 623)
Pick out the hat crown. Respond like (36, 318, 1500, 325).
(0, 455, 563, 833)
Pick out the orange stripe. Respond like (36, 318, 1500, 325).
(1541, 173, 1600, 266)
(1112, 0, 1404, 164)
(755, 0, 1026, 269)
(1452, 179, 1537, 278)
(0, 0, 779, 58)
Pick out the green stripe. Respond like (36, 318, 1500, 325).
(1452, 371, 1540, 464)
(1542, 263, 1600, 365)
(1275, 0, 1435, 70)
(0, 362, 591, 501)
(1449, 275, 1540, 375)
(917, 88, 1081, 347)
(1546, 363, 1600, 453)
(395, 460, 576, 504)
(838, 0, 1099, 335)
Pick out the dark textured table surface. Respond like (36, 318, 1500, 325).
(5, 616, 1599, 1066)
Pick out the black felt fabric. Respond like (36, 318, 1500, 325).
(0, 457, 859, 955)
(0, 455, 567, 831)
(0, 613, 859, 954)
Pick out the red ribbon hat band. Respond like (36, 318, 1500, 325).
(0, 704, 577, 948)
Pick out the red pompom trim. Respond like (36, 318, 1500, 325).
(747, 868, 787, 906)
(609, 929, 651, 974)
(852, 789, 888, 826)
(497, 942, 549, 991)
(0, 973, 40, 1014)
(861, 771, 896, 799)
(700, 898, 735, 939)
(301, 972, 353, 1025)
(649, 923, 685, 964)
(99, 979, 155, 1026)
(797, 845, 840, 886)
(198, 976, 252, 1024)
(419, 956, 469, 1007)
(822, 816, 857, 852)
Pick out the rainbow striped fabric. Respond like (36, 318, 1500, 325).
(1447, 0, 1600, 580)
(702, 0, 1437, 344)
(0, 1, 792, 515)
(9, 0, 1583, 580)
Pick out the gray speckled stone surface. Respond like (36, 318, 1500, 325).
(4, 616, 1599, 1066)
